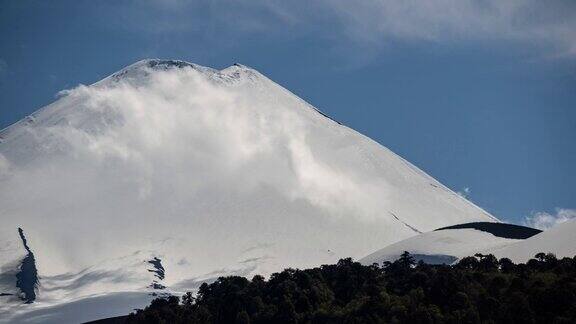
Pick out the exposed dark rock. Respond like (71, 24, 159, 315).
(147, 257, 166, 291)
(146, 59, 195, 70)
(389, 211, 422, 233)
(147, 257, 165, 281)
(411, 253, 458, 265)
(16, 227, 39, 303)
(83, 315, 128, 324)
(435, 222, 542, 239)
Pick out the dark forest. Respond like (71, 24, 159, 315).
(117, 252, 576, 324)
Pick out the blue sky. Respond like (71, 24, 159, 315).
(0, 0, 575, 225)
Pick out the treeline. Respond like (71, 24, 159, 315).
(125, 252, 576, 323)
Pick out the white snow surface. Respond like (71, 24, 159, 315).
(361, 220, 576, 266)
(0, 59, 497, 323)
(360, 228, 520, 265)
(487, 220, 576, 263)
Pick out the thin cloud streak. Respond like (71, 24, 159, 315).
(130, 0, 576, 58)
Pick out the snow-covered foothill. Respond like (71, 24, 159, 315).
(360, 222, 542, 265)
(487, 219, 576, 263)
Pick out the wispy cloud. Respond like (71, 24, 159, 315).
(322, 0, 576, 55)
(457, 187, 471, 199)
(122, 0, 576, 58)
(524, 208, 576, 230)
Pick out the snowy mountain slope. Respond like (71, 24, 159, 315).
(0, 59, 498, 322)
(360, 222, 539, 265)
(486, 220, 576, 263)
(360, 220, 576, 266)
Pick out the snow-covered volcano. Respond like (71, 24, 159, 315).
(0, 59, 498, 323)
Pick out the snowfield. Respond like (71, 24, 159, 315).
(487, 219, 576, 263)
(360, 227, 523, 266)
(0, 59, 498, 323)
(360, 222, 541, 265)
(361, 221, 576, 266)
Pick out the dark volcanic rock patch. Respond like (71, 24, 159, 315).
(16, 227, 39, 303)
(412, 254, 458, 265)
(147, 257, 165, 281)
(435, 222, 542, 240)
(147, 257, 166, 290)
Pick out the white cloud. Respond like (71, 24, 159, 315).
(323, 0, 576, 53)
(0, 153, 9, 176)
(125, 0, 576, 58)
(457, 187, 471, 199)
(524, 208, 576, 230)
